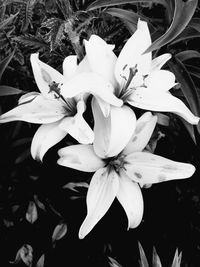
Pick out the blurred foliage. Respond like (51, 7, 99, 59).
(0, 0, 200, 266)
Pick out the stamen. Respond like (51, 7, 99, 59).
(120, 65, 138, 99)
(48, 82, 76, 114)
(48, 81, 61, 95)
(107, 154, 126, 173)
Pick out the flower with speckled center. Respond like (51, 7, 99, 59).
(57, 108, 195, 239)
(60, 19, 199, 124)
(0, 53, 95, 161)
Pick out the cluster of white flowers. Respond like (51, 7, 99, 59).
(0, 19, 198, 239)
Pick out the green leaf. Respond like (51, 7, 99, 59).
(0, 12, 19, 31)
(86, 0, 167, 11)
(179, 118, 196, 144)
(170, 27, 200, 45)
(185, 64, 200, 79)
(108, 256, 123, 267)
(20, 0, 35, 32)
(168, 56, 200, 136)
(0, 50, 15, 80)
(176, 50, 200, 62)
(15, 148, 30, 164)
(188, 17, 200, 32)
(152, 247, 162, 267)
(63, 181, 89, 192)
(144, 0, 198, 53)
(36, 254, 45, 267)
(171, 249, 182, 267)
(0, 85, 24, 96)
(105, 8, 142, 25)
(52, 223, 67, 242)
(138, 242, 149, 267)
(168, 56, 200, 117)
(13, 34, 48, 52)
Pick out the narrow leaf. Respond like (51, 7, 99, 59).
(15, 149, 30, 164)
(36, 254, 45, 267)
(171, 249, 182, 267)
(152, 247, 162, 267)
(52, 223, 67, 242)
(0, 85, 24, 96)
(168, 56, 200, 136)
(138, 242, 149, 267)
(0, 12, 19, 30)
(188, 17, 200, 32)
(178, 113, 196, 144)
(0, 50, 15, 80)
(108, 256, 123, 267)
(176, 50, 200, 62)
(87, 0, 167, 11)
(144, 0, 198, 53)
(62, 182, 89, 192)
(105, 8, 141, 25)
(185, 64, 200, 79)
(168, 56, 200, 117)
(170, 27, 200, 45)
(33, 195, 46, 211)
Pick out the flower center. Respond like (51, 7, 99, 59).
(119, 65, 147, 102)
(107, 154, 126, 173)
(48, 81, 77, 116)
(119, 65, 138, 100)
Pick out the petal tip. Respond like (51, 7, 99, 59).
(78, 230, 85, 239)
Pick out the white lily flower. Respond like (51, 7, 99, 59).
(81, 19, 199, 124)
(0, 54, 94, 161)
(57, 111, 195, 239)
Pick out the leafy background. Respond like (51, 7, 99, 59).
(0, 0, 200, 266)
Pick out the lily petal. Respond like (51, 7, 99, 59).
(128, 88, 200, 124)
(60, 72, 123, 107)
(62, 55, 78, 80)
(0, 95, 66, 124)
(59, 101, 94, 144)
(123, 112, 157, 155)
(57, 144, 105, 172)
(79, 168, 119, 239)
(124, 151, 196, 187)
(85, 35, 118, 87)
(95, 96, 111, 117)
(59, 115, 94, 144)
(115, 19, 151, 85)
(117, 171, 143, 229)
(91, 98, 111, 158)
(30, 54, 66, 98)
(106, 105, 137, 157)
(145, 70, 176, 91)
(150, 53, 172, 72)
(92, 98, 136, 158)
(31, 121, 67, 161)
(76, 55, 91, 74)
(18, 92, 40, 104)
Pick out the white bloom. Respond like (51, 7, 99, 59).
(69, 19, 199, 124)
(57, 110, 195, 239)
(0, 54, 94, 161)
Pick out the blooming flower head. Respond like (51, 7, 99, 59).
(0, 54, 94, 161)
(57, 102, 195, 239)
(60, 19, 199, 124)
